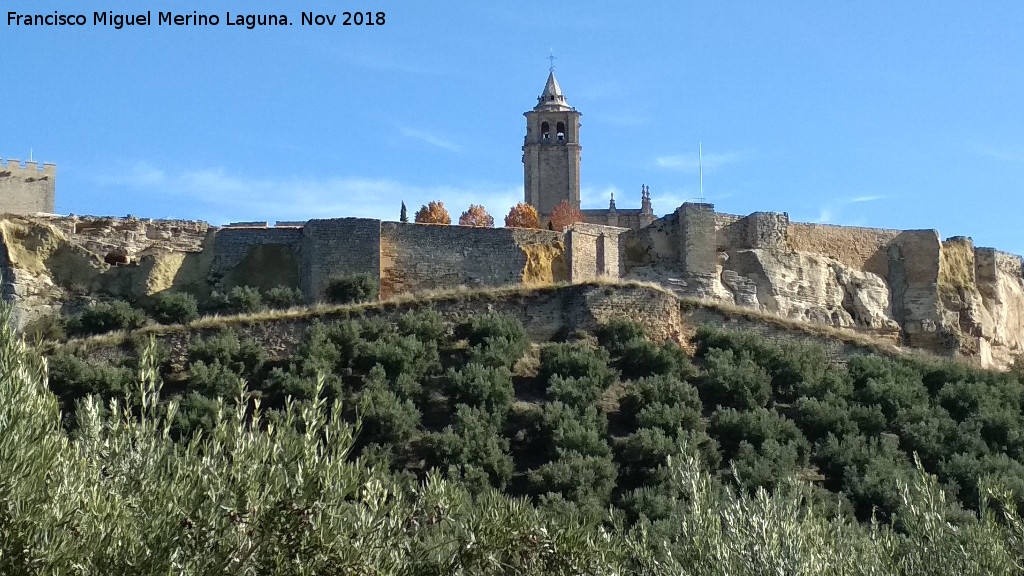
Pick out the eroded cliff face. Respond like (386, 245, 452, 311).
(0, 215, 210, 329)
(944, 242, 1024, 369)
(626, 230, 1024, 370)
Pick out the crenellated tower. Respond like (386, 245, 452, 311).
(0, 158, 56, 215)
(523, 70, 581, 223)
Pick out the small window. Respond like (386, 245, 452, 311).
(556, 122, 565, 141)
(541, 121, 550, 140)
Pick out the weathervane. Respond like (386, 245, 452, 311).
(548, 50, 557, 72)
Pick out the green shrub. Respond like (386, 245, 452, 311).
(187, 361, 241, 398)
(47, 352, 135, 405)
(187, 329, 266, 379)
(848, 356, 927, 424)
(545, 375, 606, 410)
(537, 342, 615, 390)
(729, 438, 806, 491)
(635, 402, 704, 436)
(9, 304, 1024, 572)
(466, 336, 529, 369)
(228, 285, 263, 313)
(615, 427, 685, 486)
(535, 403, 610, 460)
(709, 407, 809, 465)
(813, 432, 913, 521)
(396, 309, 447, 344)
(444, 363, 514, 416)
(791, 394, 857, 442)
(171, 392, 221, 439)
(528, 449, 617, 512)
(354, 332, 440, 383)
(359, 370, 421, 446)
(263, 285, 304, 309)
(595, 317, 648, 357)
(617, 485, 675, 524)
(325, 273, 378, 304)
(256, 366, 339, 406)
(456, 311, 527, 348)
(769, 342, 835, 402)
(66, 300, 147, 336)
(301, 321, 362, 374)
(620, 375, 703, 432)
(698, 348, 773, 410)
(425, 405, 514, 493)
(151, 291, 199, 325)
(456, 312, 529, 368)
(616, 338, 694, 381)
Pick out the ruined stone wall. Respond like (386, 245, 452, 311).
(379, 222, 564, 299)
(995, 250, 1024, 277)
(715, 213, 746, 251)
(0, 159, 55, 215)
(301, 218, 381, 301)
(566, 223, 626, 281)
(746, 212, 790, 249)
(209, 227, 304, 290)
(787, 222, 901, 278)
(678, 203, 717, 276)
(888, 230, 944, 350)
(623, 211, 678, 270)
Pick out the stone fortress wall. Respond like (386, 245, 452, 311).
(2, 202, 1023, 369)
(0, 158, 56, 215)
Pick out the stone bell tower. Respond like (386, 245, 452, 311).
(523, 70, 581, 223)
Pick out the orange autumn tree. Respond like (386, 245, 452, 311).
(458, 204, 494, 227)
(414, 201, 451, 225)
(504, 203, 540, 229)
(549, 199, 584, 231)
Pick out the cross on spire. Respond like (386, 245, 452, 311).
(548, 50, 557, 72)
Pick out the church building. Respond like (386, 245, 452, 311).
(522, 70, 654, 230)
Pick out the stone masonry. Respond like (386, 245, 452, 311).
(0, 158, 56, 215)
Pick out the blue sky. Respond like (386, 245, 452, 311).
(2, 1, 1023, 254)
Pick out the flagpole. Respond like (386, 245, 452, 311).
(699, 141, 704, 202)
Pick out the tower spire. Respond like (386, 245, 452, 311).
(535, 70, 570, 111)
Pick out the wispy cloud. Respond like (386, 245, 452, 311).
(972, 144, 1024, 164)
(654, 151, 742, 173)
(849, 195, 884, 203)
(398, 125, 462, 152)
(581, 185, 622, 209)
(93, 161, 167, 187)
(811, 195, 885, 224)
(89, 162, 521, 224)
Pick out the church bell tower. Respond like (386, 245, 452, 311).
(523, 70, 581, 222)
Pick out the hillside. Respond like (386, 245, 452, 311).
(5, 280, 1024, 572)
(38, 282, 1024, 523)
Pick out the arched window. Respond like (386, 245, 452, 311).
(556, 122, 565, 141)
(541, 121, 550, 140)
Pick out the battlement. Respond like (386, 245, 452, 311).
(0, 158, 56, 177)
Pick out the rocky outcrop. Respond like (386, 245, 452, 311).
(626, 227, 1024, 370)
(0, 215, 210, 329)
